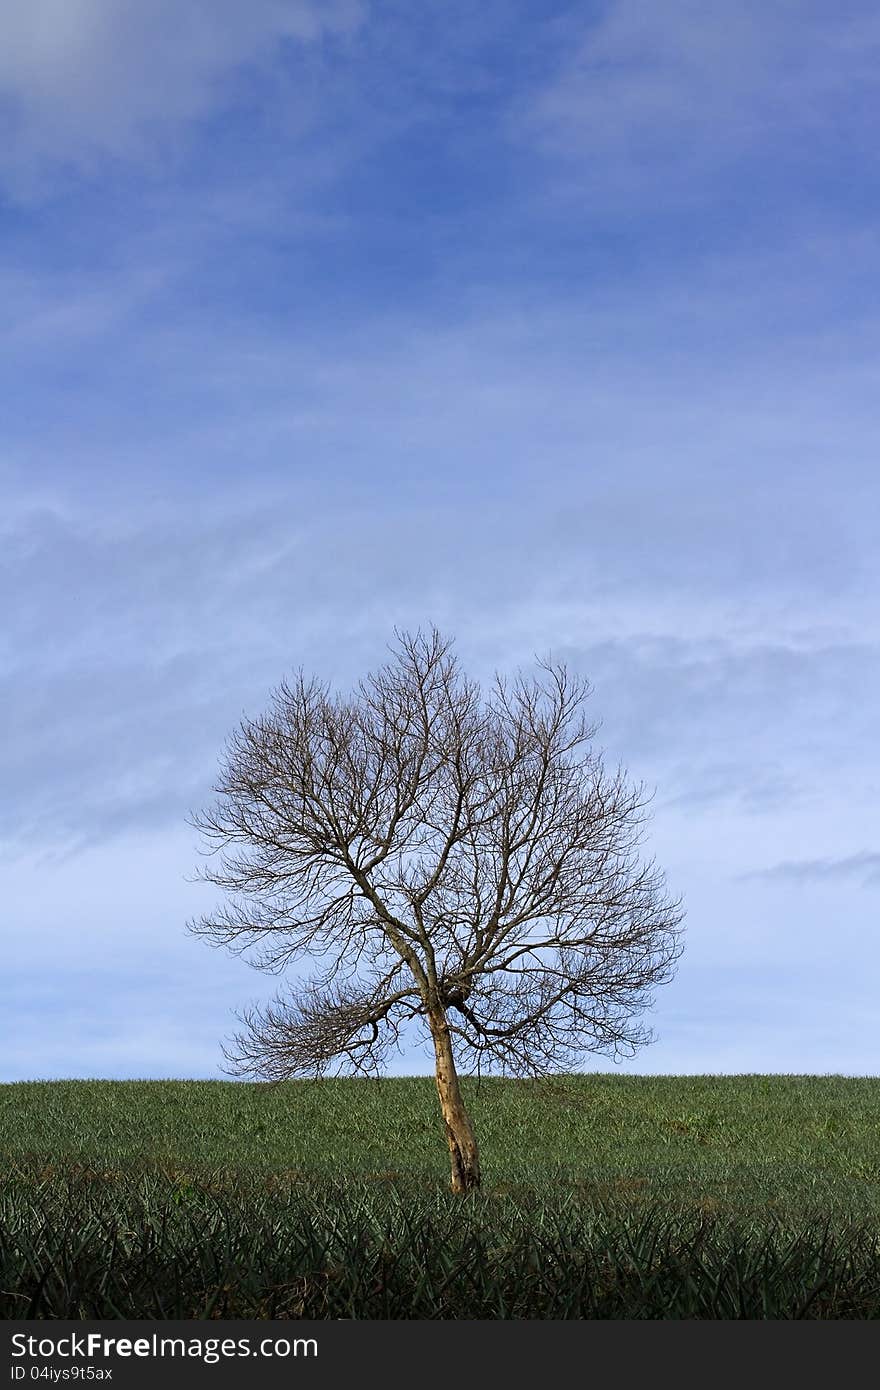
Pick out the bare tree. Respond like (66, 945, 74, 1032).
(188, 627, 684, 1193)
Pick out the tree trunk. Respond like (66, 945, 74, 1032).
(429, 1007, 481, 1193)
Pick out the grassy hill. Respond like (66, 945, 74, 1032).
(2, 1074, 879, 1318)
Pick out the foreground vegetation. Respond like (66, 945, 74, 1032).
(2, 1075, 879, 1318)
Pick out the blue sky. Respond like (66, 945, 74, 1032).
(2, 0, 878, 1081)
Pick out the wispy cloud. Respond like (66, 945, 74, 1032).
(524, 2, 880, 206)
(3, 481, 877, 858)
(0, 0, 362, 189)
(742, 851, 880, 889)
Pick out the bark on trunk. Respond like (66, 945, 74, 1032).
(429, 1007, 481, 1193)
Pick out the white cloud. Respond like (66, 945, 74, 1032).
(0, 0, 362, 185)
(525, 2, 880, 200)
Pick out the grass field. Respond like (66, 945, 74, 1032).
(2, 1074, 879, 1318)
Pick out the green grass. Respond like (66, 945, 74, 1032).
(4, 1074, 879, 1219)
(2, 1075, 879, 1318)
